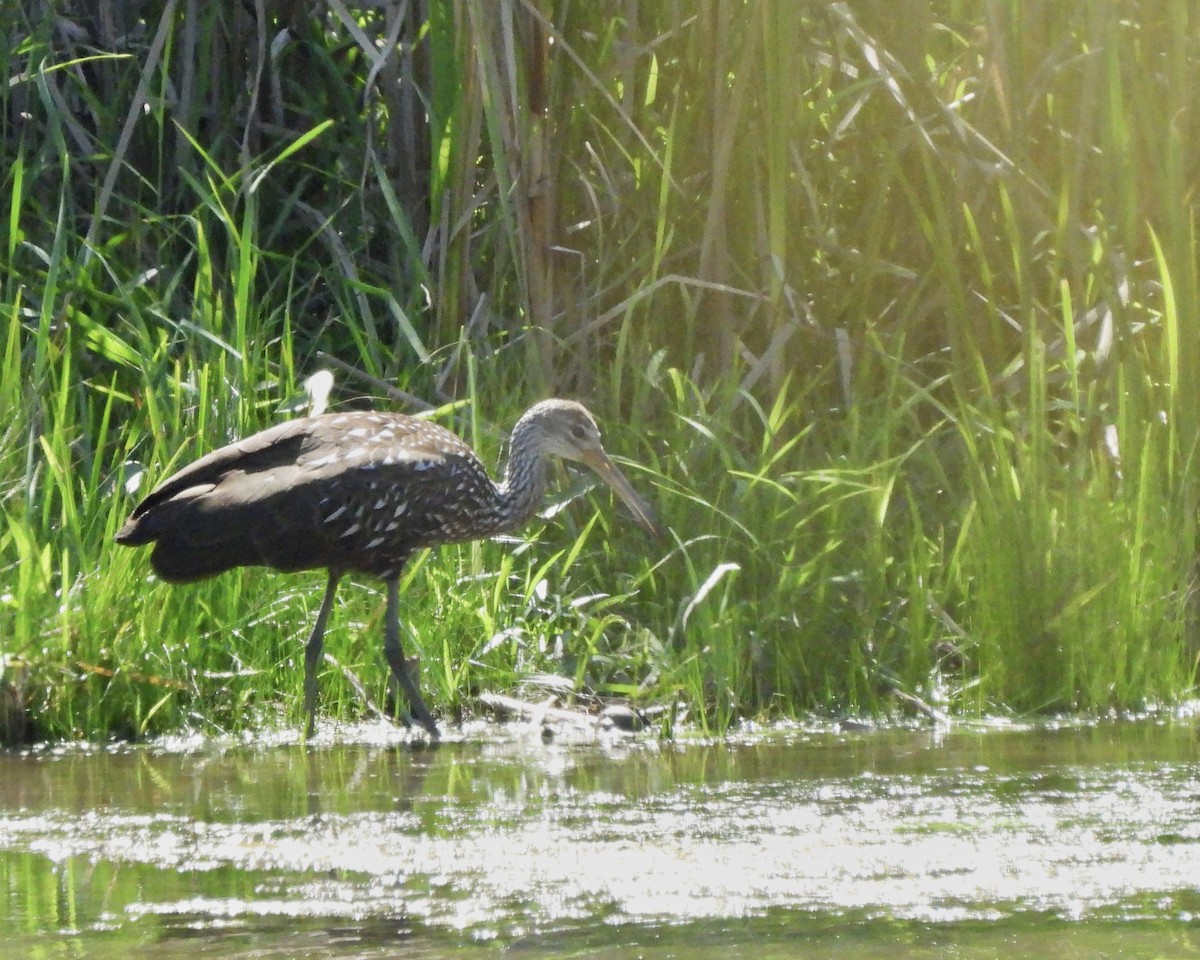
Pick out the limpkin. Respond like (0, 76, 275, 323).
(115, 399, 659, 737)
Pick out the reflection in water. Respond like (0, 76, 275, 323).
(0, 717, 1198, 958)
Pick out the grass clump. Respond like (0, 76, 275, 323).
(1, 2, 1198, 742)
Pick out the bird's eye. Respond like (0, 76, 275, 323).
(570, 424, 587, 440)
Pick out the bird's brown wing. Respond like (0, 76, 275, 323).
(117, 412, 488, 581)
(117, 417, 316, 542)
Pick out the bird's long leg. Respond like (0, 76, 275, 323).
(303, 572, 341, 739)
(382, 577, 440, 737)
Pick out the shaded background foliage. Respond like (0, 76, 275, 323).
(6, 3, 1193, 410)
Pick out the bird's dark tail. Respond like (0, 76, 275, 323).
(117, 486, 329, 583)
(114, 516, 156, 547)
(115, 497, 266, 583)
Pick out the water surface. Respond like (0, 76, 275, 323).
(1, 716, 1198, 957)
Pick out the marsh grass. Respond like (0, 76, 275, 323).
(1, 2, 1198, 741)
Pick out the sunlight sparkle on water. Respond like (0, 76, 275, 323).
(3, 727, 1197, 936)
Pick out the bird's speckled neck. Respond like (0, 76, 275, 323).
(492, 405, 556, 533)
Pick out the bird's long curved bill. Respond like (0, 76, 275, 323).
(580, 448, 663, 538)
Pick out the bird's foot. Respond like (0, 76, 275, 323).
(385, 657, 440, 738)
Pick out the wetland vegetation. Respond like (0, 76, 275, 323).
(1, 2, 1199, 742)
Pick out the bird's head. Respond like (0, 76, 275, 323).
(516, 399, 662, 537)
